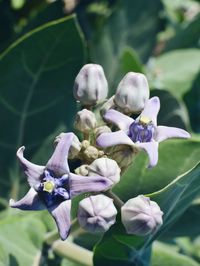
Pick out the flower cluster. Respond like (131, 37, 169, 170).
(10, 64, 190, 240)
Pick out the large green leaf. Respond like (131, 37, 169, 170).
(89, 0, 164, 87)
(113, 138, 200, 201)
(161, 202, 200, 238)
(0, 15, 86, 197)
(165, 15, 200, 51)
(151, 241, 199, 266)
(0, 211, 47, 266)
(151, 49, 200, 99)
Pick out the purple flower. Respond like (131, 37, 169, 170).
(10, 133, 113, 240)
(96, 97, 190, 168)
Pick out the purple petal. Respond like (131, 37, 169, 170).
(69, 173, 113, 197)
(9, 188, 45, 210)
(96, 130, 134, 148)
(104, 109, 134, 132)
(140, 97, 160, 125)
(155, 126, 191, 142)
(17, 147, 45, 187)
(136, 142, 159, 168)
(46, 133, 74, 176)
(48, 200, 71, 240)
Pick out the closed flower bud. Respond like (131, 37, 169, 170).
(88, 158, 121, 186)
(121, 195, 163, 236)
(78, 194, 117, 233)
(73, 64, 108, 106)
(114, 72, 149, 113)
(74, 109, 97, 133)
(83, 145, 99, 162)
(94, 126, 111, 139)
(74, 164, 89, 176)
(110, 145, 135, 169)
(54, 133, 81, 159)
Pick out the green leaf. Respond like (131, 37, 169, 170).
(120, 47, 144, 74)
(93, 219, 151, 266)
(114, 138, 200, 201)
(0, 15, 86, 196)
(0, 211, 47, 266)
(151, 49, 200, 99)
(165, 15, 200, 51)
(161, 202, 200, 238)
(184, 72, 200, 132)
(89, 0, 164, 87)
(150, 163, 200, 237)
(151, 241, 199, 266)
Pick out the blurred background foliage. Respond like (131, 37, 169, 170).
(0, 0, 200, 265)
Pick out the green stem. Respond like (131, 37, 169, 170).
(45, 218, 80, 245)
(104, 190, 124, 208)
(52, 240, 93, 266)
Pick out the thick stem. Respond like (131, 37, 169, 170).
(104, 190, 124, 208)
(52, 240, 93, 266)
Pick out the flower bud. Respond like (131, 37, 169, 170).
(110, 145, 134, 169)
(73, 64, 108, 105)
(74, 109, 97, 133)
(78, 194, 117, 233)
(88, 158, 120, 186)
(74, 164, 89, 176)
(54, 133, 81, 159)
(83, 145, 99, 162)
(114, 72, 149, 113)
(121, 195, 163, 236)
(94, 126, 111, 139)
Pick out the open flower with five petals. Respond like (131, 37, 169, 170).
(10, 133, 113, 240)
(96, 97, 190, 168)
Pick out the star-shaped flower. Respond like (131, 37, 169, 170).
(10, 133, 113, 240)
(96, 97, 190, 168)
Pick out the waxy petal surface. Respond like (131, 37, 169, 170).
(104, 109, 134, 132)
(155, 126, 191, 142)
(9, 188, 45, 210)
(46, 133, 74, 175)
(17, 147, 45, 187)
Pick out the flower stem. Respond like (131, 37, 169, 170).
(104, 190, 124, 208)
(52, 240, 93, 266)
(45, 218, 80, 245)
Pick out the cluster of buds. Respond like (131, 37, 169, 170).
(10, 64, 190, 240)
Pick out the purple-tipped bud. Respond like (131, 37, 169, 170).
(74, 109, 97, 133)
(121, 195, 163, 236)
(114, 72, 149, 113)
(73, 64, 108, 105)
(78, 195, 117, 233)
(88, 158, 121, 186)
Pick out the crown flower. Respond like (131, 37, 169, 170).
(96, 97, 190, 167)
(10, 133, 113, 240)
